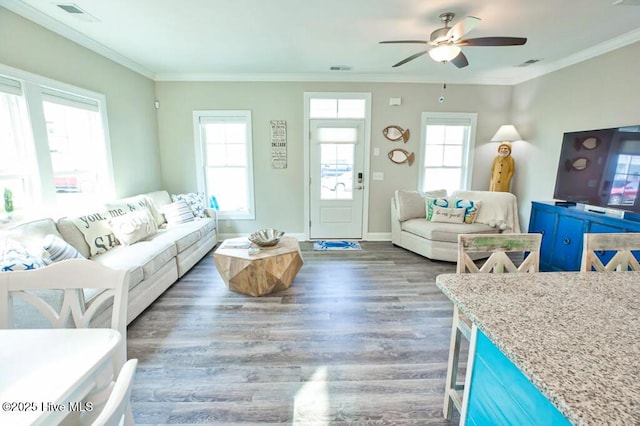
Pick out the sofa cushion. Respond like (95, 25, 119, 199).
(92, 239, 176, 282)
(109, 209, 158, 245)
(42, 234, 85, 263)
(67, 211, 118, 257)
(57, 217, 91, 259)
(0, 239, 47, 271)
(430, 206, 466, 223)
(395, 189, 447, 222)
(171, 192, 206, 218)
(163, 201, 195, 225)
(1, 218, 62, 250)
(401, 219, 498, 243)
(144, 190, 172, 227)
(453, 198, 481, 224)
(146, 218, 214, 253)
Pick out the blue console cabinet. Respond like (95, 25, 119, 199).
(528, 202, 640, 271)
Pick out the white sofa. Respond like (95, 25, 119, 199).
(1, 190, 217, 326)
(391, 189, 521, 262)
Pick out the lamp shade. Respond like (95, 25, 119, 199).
(428, 45, 462, 62)
(490, 125, 522, 143)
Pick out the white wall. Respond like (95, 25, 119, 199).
(0, 8, 162, 197)
(512, 41, 640, 229)
(155, 81, 513, 236)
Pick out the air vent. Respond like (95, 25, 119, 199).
(516, 59, 541, 67)
(56, 3, 100, 22)
(330, 66, 352, 71)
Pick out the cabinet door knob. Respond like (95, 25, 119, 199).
(563, 237, 571, 245)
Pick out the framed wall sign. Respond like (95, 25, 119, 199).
(270, 120, 287, 169)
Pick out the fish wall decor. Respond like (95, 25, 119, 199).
(382, 125, 410, 143)
(388, 148, 415, 166)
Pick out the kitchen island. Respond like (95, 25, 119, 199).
(436, 271, 640, 425)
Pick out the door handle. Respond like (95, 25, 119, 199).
(356, 185, 364, 190)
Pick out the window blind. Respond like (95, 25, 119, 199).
(40, 86, 99, 112)
(0, 75, 22, 96)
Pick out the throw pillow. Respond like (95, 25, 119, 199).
(70, 211, 119, 257)
(109, 209, 158, 245)
(0, 239, 47, 272)
(454, 199, 482, 224)
(430, 206, 466, 223)
(42, 234, 85, 263)
(426, 197, 451, 221)
(163, 200, 195, 225)
(171, 192, 206, 218)
(105, 195, 150, 219)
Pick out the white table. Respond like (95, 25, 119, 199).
(0, 328, 121, 425)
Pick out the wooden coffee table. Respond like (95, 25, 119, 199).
(213, 236, 304, 296)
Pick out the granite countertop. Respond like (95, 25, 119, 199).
(436, 272, 640, 426)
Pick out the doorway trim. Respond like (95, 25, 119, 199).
(303, 92, 372, 241)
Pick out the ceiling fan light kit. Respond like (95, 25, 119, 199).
(428, 45, 462, 62)
(380, 12, 527, 69)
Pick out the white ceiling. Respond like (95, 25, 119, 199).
(4, 0, 640, 84)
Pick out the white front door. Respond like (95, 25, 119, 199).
(309, 119, 365, 239)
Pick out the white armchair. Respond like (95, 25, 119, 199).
(390, 189, 521, 262)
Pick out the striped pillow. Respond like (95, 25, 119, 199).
(42, 234, 85, 263)
(162, 200, 195, 225)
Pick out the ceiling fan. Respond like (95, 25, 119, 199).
(379, 12, 527, 68)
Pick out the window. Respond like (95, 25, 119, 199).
(419, 112, 477, 194)
(193, 110, 255, 220)
(0, 67, 113, 217)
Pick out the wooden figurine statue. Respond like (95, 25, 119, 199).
(489, 142, 515, 192)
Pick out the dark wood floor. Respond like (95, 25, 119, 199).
(127, 241, 461, 425)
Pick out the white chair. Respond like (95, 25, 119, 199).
(0, 258, 132, 424)
(443, 233, 542, 420)
(91, 358, 138, 426)
(580, 232, 640, 272)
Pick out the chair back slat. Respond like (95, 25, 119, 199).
(0, 259, 129, 371)
(457, 233, 542, 274)
(581, 233, 640, 272)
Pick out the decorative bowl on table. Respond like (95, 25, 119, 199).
(248, 228, 285, 247)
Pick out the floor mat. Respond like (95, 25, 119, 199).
(313, 240, 362, 251)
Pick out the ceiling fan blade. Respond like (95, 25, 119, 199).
(392, 50, 429, 67)
(450, 51, 469, 68)
(446, 16, 481, 41)
(458, 37, 527, 47)
(379, 40, 429, 45)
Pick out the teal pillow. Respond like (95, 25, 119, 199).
(455, 198, 481, 224)
(426, 197, 450, 221)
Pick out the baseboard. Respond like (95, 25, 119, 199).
(218, 232, 306, 241)
(364, 232, 392, 241)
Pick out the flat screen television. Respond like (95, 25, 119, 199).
(553, 124, 640, 213)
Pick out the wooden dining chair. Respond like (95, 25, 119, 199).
(443, 233, 542, 420)
(0, 258, 132, 424)
(580, 232, 640, 272)
(91, 358, 138, 426)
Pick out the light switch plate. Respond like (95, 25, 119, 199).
(372, 172, 384, 181)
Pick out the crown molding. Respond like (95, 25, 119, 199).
(153, 72, 518, 85)
(511, 27, 640, 85)
(2, 0, 155, 79)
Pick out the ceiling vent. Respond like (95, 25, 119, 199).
(56, 3, 100, 22)
(516, 59, 541, 67)
(330, 66, 352, 71)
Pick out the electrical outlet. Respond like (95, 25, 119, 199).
(225, 220, 232, 228)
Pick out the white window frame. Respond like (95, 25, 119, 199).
(0, 64, 115, 212)
(193, 110, 255, 220)
(419, 112, 478, 192)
